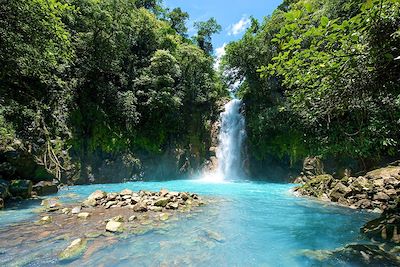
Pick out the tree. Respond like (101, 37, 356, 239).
(194, 18, 222, 55)
(167, 8, 189, 37)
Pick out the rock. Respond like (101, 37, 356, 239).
(362, 203, 400, 243)
(160, 188, 169, 197)
(303, 157, 324, 177)
(71, 206, 81, 214)
(329, 182, 352, 202)
(128, 215, 137, 222)
(37, 216, 52, 225)
(0, 198, 3, 209)
(132, 202, 147, 212)
(105, 201, 118, 209)
(77, 212, 90, 220)
(205, 230, 225, 242)
(106, 192, 117, 200)
(106, 220, 124, 233)
(61, 208, 71, 214)
(180, 192, 189, 201)
(87, 190, 106, 201)
(374, 192, 390, 201)
(59, 238, 88, 261)
(154, 197, 170, 207)
(111, 215, 124, 222)
(166, 202, 179, 210)
(41, 197, 61, 211)
(149, 206, 163, 212)
(82, 198, 97, 207)
(159, 213, 169, 221)
(0, 179, 10, 199)
(32, 181, 58, 196)
(9, 179, 32, 199)
(120, 189, 133, 196)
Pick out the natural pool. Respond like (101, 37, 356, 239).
(0, 179, 377, 266)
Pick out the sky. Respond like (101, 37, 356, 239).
(164, 0, 283, 61)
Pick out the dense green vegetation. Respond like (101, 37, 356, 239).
(0, 0, 225, 183)
(222, 0, 400, 172)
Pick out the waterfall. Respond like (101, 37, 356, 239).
(203, 98, 246, 182)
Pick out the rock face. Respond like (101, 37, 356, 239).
(59, 238, 88, 261)
(294, 166, 400, 212)
(9, 180, 32, 199)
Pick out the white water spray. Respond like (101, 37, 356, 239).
(202, 98, 246, 182)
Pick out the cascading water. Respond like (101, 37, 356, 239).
(203, 97, 246, 182)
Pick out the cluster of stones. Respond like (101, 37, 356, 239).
(294, 166, 400, 213)
(81, 188, 203, 212)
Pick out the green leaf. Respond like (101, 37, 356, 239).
(321, 16, 329, 27)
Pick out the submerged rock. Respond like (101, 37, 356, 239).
(77, 212, 90, 220)
(59, 238, 88, 261)
(37, 216, 52, 225)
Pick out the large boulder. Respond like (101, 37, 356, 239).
(9, 180, 32, 198)
(32, 181, 58, 196)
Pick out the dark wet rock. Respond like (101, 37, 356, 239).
(32, 181, 58, 196)
(9, 179, 32, 199)
(362, 202, 400, 243)
(59, 238, 88, 261)
(0, 198, 3, 209)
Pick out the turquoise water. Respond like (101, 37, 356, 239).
(0, 179, 377, 266)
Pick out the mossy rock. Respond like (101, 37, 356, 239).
(59, 238, 88, 261)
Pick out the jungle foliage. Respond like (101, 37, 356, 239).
(222, 0, 400, 168)
(0, 0, 225, 182)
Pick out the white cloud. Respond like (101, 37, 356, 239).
(214, 43, 226, 70)
(228, 16, 251, 36)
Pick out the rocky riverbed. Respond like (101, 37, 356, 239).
(294, 165, 400, 213)
(0, 188, 208, 263)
